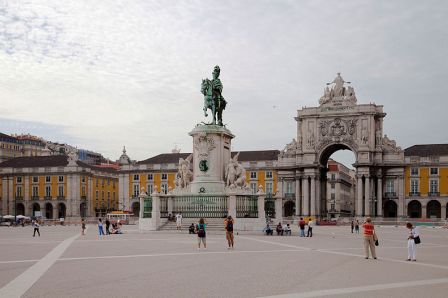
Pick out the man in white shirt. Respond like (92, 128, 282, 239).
(176, 213, 183, 230)
(307, 219, 314, 237)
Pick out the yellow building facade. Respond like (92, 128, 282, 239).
(0, 155, 118, 219)
(404, 144, 448, 219)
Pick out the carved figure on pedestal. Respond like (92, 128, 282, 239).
(175, 154, 193, 189)
(225, 152, 247, 188)
(382, 134, 402, 152)
(306, 132, 315, 149)
(201, 66, 227, 126)
(281, 138, 299, 157)
(375, 130, 382, 148)
(327, 73, 350, 97)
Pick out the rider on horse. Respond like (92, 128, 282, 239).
(202, 65, 227, 126)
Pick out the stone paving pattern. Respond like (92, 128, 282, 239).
(0, 224, 447, 297)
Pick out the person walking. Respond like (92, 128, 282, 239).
(32, 219, 40, 237)
(98, 218, 105, 237)
(224, 215, 234, 249)
(355, 220, 360, 234)
(406, 222, 419, 261)
(362, 217, 377, 259)
(298, 217, 306, 237)
(307, 218, 314, 237)
(351, 220, 354, 233)
(105, 218, 111, 235)
(197, 218, 207, 250)
(176, 212, 183, 230)
(81, 218, 86, 236)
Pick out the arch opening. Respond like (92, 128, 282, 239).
(45, 203, 53, 219)
(384, 200, 398, 217)
(318, 144, 357, 219)
(427, 200, 441, 219)
(407, 200, 422, 218)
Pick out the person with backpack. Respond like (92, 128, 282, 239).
(197, 218, 207, 250)
(298, 218, 306, 237)
(224, 215, 234, 249)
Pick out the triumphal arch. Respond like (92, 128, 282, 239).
(278, 73, 405, 219)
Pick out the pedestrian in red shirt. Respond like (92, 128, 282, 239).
(362, 217, 377, 259)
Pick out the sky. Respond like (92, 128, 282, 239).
(1, 0, 447, 167)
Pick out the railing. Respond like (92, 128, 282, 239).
(265, 195, 276, 219)
(31, 196, 40, 200)
(172, 195, 228, 218)
(384, 192, 397, 198)
(409, 192, 420, 197)
(284, 193, 296, 199)
(44, 196, 52, 200)
(160, 197, 168, 218)
(57, 196, 65, 200)
(14, 196, 23, 200)
(236, 195, 258, 218)
(143, 197, 152, 218)
(81, 196, 87, 200)
(428, 192, 440, 197)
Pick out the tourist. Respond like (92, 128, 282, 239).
(98, 218, 105, 236)
(176, 212, 183, 230)
(362, 217, 377, 259)
(197, 218, 206, 249)
(351, 220, 354, 233)
(276, 222, 283, 236)
(105, 218, 111, 235)
(298, 217, 306, 237)
(406, 222, 419, 261)
(111, 223, 123, 234)
(284, 224, 292, 236)
(32, 219, 40, 237)
(264, 224, 273, 235)
(189, 223, 196, 234)
(307, 218, 314, 237)
(81, 218, 86, 235)
(355, 220, 360, 234)
(224, 215, 234, 249)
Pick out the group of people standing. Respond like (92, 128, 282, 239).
(194, 215, 235, 250)
(361, 217, 420, 261)
(97, 218, 123, 236)
(265, 217, 314, 237)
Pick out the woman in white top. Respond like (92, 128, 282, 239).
(406, 222, 419, 261)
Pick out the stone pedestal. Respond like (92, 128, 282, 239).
(189, 124, 234, 194)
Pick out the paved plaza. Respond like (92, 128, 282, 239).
(0, 224, 447, 298)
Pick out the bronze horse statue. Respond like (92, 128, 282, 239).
(201, 78, 226, 125)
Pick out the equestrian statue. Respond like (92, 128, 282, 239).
(201, 65, 227, 126)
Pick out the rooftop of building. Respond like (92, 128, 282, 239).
(404, 144, 448, 157)
(138, 150, 280, 165)
(0, 155, 117, 173)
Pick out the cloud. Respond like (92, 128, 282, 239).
(0, 0, 447, 165)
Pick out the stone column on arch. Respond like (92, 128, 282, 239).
(357, 175, 363, 217)
(398, 175, 405, 218)
(295, 177, 301, 216)
(377, 176, 383, 217)
(310, 176, 316, 217)
(364, 175, 371, 216)
(302, 177, 309, 216)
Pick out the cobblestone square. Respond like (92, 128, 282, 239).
(1, 224, 447, 298)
